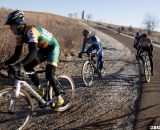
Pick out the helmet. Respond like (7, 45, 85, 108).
(136, 32, 139, 35)
(5, 10, 25, 25)
(82, 29, 91, 36)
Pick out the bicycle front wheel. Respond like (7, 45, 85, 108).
(49, 74, 75, 112)
(0, 87, 33, 130)
(82, 61, 95, 86)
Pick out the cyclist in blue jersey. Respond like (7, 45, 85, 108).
(134, 32, 142, 59)
(79, 29, 104, 75)
(134, 32, 141, 49)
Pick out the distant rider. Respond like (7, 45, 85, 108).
(134, 32, 142, 59)
(78, 29, 104, 75)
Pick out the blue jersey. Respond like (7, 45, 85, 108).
(134, 35, 141, 45)
(80, 35, 100, 53)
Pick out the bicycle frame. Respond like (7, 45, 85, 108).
(13, 79, 50, 106)
(87, 53, 99, 71)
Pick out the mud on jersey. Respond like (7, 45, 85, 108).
(17, 25, 60, 64)
(16, 25, 59, 49)
(25, 25, 59, 49)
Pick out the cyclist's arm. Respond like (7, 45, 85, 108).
(4, 45, 23, 65)
(21, 43, 38, 65)
(80, 39, 86, 53)
(134, 37, 137, 45)
(21, 28, 39, 65)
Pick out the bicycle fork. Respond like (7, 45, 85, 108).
(8, 80, 21, 112)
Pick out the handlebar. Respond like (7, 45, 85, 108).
(0, 65, 46, 79)
(82, 51, 97, 57)
(0, 65, 23, 79)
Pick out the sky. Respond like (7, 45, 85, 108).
(0, 0, 160, 30)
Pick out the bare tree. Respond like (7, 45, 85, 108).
(73, 12, 78, 18)
(86, 14, 93, 20)
(68, 13, 73, 18)
(68, 13, 78, 18)
(142, 13, 159, 34)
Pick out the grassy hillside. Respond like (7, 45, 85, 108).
(0, 9, 87, 62)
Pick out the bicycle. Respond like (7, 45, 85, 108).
(0, 65, 75, 130)
(138, 46, 151, 83)
(81, 52, 106, 86)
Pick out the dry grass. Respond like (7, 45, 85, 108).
(0, 9, 88, 62)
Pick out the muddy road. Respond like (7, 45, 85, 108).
(95, 26, 160, 130)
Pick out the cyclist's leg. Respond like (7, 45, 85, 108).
(23, 59, 40, 87)
(23, 50, 45, 87)
(137, 46, 141, 59)
(94, 44, 103, 69)
(148, 47, 154, 75)
(47, 45, 64, 107)
(86, 45, 94, 56)
(97, 48, 104, 70)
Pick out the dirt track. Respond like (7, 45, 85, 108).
(0, 25, 159, 130)
(95, 26, 160, 130)
(0, 27, 139, 130)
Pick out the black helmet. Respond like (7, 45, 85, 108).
(82, 29, 91, 36)
(5, 10, 25, 25)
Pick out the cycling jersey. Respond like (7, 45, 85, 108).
(22, 25, 59, 48)
(139, 37, 152, 44)
(5, 25, 60, 66)
(134, 35, 141, 46)
(80, 35, 101, 53)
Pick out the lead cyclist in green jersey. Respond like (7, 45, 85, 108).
(0, 10, 64, 107)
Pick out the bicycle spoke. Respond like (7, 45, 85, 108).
(82, 61, 95, 86)
(0, 88, 33, 130)
(49, 75, 75, 111)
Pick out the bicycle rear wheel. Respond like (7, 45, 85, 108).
(144, 54, 151, 83)
(0, 87, 33, 130)
(49, 74, 75, 112)
(82, 61, 95, 86)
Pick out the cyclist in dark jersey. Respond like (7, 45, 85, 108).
(138, 33, 154, 75)
(0, 10, 64, 107)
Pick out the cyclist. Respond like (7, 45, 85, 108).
(78, 29, 104, 75)
(133, 32, 142, 59)
(134, 32, 141, 49)
(0, 10, 64, 107)
(138, 33, 154, 75)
